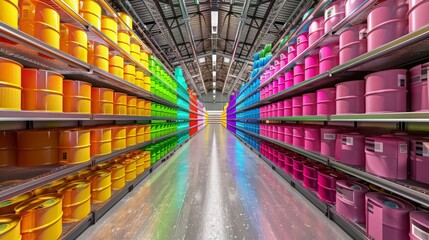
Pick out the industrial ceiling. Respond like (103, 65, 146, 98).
(108, 0, 314, 97)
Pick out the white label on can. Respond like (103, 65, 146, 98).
(423, 143, 429, 157)
(422, 67, 428, 81)
(325, 6, 335, 20)
(324, 133, 336, 140)
(412, 223, 429, 240)
(346, 137, 353, 146)
(398, 74, 406, 87)
(374, 142, 384, 153)
(400, 144, 408, 154)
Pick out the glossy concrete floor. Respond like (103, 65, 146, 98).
(78, 125, 351, 240)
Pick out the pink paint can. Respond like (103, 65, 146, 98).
(274, 57, 281, 73)
(293, 64, 305, 85)
(303, 92, 317, 116)
(318, 170, 346, 204)
(293, 159, 305, 181)
(335, 133, 365, 166)
(288, 42, 297, 63)
(277, 101, 284, 117)
(317, 87, 336, 115)
(280, 51, 288, 68)
(285, 70, 294, 89)
(366, 192, 415, 240)
(305, 54, 320, 80)
(321, 127, 340, 157)
(304, 126, 321, 152)
(367, 0, 408, 51)
(278, 125, 285, 142)
(272, 78, 279, 95)
(336, 80, 365, 114)
(365, 69, 408, 113)
(285, 125, 293, 144)
(292, 126, 304, 147)
(278, 75, 286, 92)
(408, 0, 429, 32)
(410, 139, 429, 184)
(297, 31, 309, 56)
(284, 99, 292, 116)
(292, 96, 303, 116)
(365, 136, 408, 180)
(309, 17, 324, 46)
(345, 0, 366, 16)
(336, 180, 369, 224)
(320, 43, 340, 72)
(284, 154, 294, 174)
(410, 63, 429, 111)
(339, 24, 367, 64)
(410, 211, 429, 240)
(324, 0, 346, 34)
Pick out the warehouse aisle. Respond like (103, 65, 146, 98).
(78, 125, 350, 240)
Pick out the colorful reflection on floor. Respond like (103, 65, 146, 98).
(78, 125, 350, 240)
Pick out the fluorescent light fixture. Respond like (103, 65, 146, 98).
(213, 89, 216, 94)
(198, 57, 205, 63)
(212, 54, 217, 65)
(224, 57, 231, 63)
(212, 71, 216, 77)
(213, 95, 216, 99)
(213, 82, 216, 87)
(211, 11, 218, 34)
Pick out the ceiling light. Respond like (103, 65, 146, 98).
(212, 54, 217, 65)
(213, 82, 216, 87)
(211, 11, 218, 34)
(212, 71, 216, 77)
(224, 57, 231, 63)
(198, 57, 205, 63)
(213, 89, 216, 94)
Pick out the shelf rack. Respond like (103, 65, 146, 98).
(0, 22, 189, 112)
(229, 112, 429, 123)
(60, 124, 206, 240)
(230, 125, 429, 208)
(227, 128, 367, 240)
(0, 124, 203, 202)
(228, 8, 429, 116)
(230, 0, 377, 111)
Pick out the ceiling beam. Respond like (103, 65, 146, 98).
(178, 0, 207, 94)
(221, 0, 251, 94)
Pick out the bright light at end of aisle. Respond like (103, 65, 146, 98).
(212, 54, 217, 66)
(211, 11, 218, 34)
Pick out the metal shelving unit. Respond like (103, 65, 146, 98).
(227, 128, 367, 240)
(230, 0, 377, 111)
(0, 111, 91, 121)
(59, 124, 206, 239)
(231, 0, 331, 104)
(230, 112, 429, 123)
(229, 20, 429, 116)
(0, 23, 185, 112)
(230, 125, 429, 208)
(331, 112, 429, 122)
(0, 111, 200, 122)
(0, 125, 200, 202)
